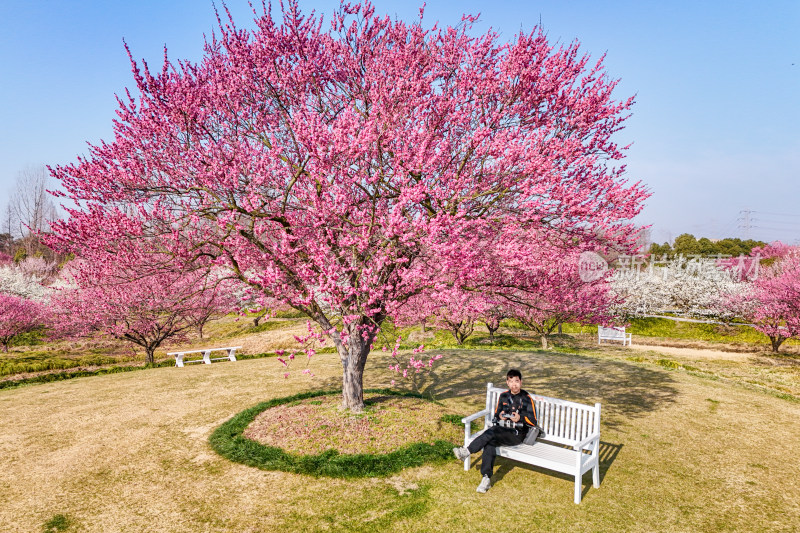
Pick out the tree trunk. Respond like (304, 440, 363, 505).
(770, 335, 785, 353)
(312, 312, 382, 413)
(145, 346, 156, 364)
(420, 319, 426, 333)
(451, 321, 465, 345)
(340, 336, 370, 412)
(253, 310, 268, 327)
(335, 320, 382, 413)
(557, 323, 562, 335)
(486, 321, 500, 343)
(541, 335, 548, 349)
(448, 319, 474, 345)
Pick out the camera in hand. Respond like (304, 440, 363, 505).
(493, 410, 524, 430)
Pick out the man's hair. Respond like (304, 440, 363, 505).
(506, 368, 522, 380)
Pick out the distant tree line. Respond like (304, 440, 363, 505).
(648, 233, 766, 258)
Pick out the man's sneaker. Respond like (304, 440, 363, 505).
(453, 447, 471, 461)
(476, 476, 492, 493)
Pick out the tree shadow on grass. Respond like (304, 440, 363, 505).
(392, 349, 680, 429)
(488, 440, 624, 498)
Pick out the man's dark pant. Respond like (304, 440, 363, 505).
(467, 426, 524, 477)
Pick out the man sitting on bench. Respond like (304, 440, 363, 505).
(453, 368, 538, 493)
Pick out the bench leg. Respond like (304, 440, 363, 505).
(463, 435, 470, 471)
(175, 354, 184, 368)
(203, 350, 212, 364)
(593, 463, 600, 488)
(228, 348, 237, 362)
(574, 474, 582, 504)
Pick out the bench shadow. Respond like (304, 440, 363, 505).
(381, 349, 680, 428)
(486, 441, 623, 496)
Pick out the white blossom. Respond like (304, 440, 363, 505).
(0, 265, 52, 302)
(610, 256, 749, 319)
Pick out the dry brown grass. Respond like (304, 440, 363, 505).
(1, 345, 799, 532)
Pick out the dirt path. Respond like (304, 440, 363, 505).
(628, 343, 756, 362)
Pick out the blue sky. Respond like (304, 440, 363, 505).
(1, 0, 798, 244)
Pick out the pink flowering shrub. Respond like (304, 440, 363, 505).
(51, 262, 234, 363)
(726, 244, 800, 352)
(0, 293, 46, 352)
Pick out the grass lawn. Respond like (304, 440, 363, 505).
(1, 346, 799, 532)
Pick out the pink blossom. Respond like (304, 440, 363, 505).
(46, 0, 647, 410)
(0, 294, 46, 352)
(48, 263, 235, 363)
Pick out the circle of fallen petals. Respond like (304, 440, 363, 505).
(209, 389, 462, 478)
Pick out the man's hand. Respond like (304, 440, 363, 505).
(508, 411, 521, 423)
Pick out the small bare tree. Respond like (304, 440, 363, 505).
(7, 166, 60, 258)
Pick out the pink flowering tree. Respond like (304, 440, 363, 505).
(727, 244, 800, 352)
(51, 263, 234, 363)
(236, 288, 292, 327)
(49, 1, 647, 410)
(0, 294, 46, 352)
(191, 273, 238, 339)
(481, 304, 508, 343)
(502, 250, 618, 349)
(395, 287, 489, 345)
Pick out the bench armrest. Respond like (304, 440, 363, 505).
(573, 432, 600, 451)
(462, 409, 490, 442)
(461, 409, 490, 425)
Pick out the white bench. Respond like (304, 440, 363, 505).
(167, 346, 242, 367)
(461, 383, 601, 504)
(598, 326, 632, 346)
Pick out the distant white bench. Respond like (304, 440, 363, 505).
(461, 383, 601, 504)
(167, 346, 242, 367)
(598, 326, 632, 346)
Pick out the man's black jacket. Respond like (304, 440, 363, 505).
(493, 388, 538, 433)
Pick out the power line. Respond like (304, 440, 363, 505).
(752, 210, 800, 218)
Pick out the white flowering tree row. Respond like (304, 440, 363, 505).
(609, 255, 751, 320)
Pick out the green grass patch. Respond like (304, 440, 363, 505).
(653, 358, 700, 372)
(9, 328, 46, 348)
(209, 388, 457, 478)
(0, 353, 125, 377)
(706, 398, 720, 413)
(0, 351, 284, 391)
(42, 514, 73, 532)
(626, 317, 798, 346)
(440, 413, 482, 433)
(0, 361, 172, 390)
(494, 317, 798, 349)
